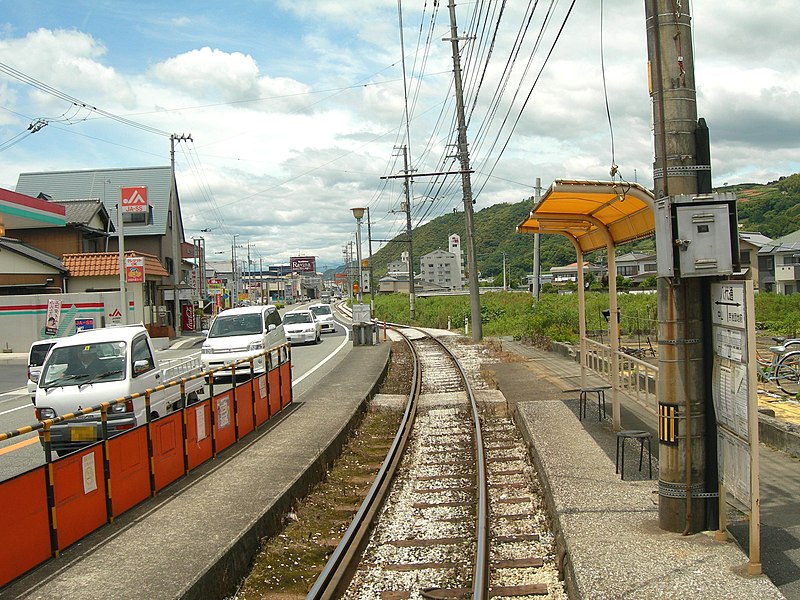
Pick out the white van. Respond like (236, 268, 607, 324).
(201, 305, 286, 378)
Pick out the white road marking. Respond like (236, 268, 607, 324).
(292, 324, 351, 387)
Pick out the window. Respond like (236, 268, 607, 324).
(739, 251, 751, 266)
(131, 335, 154, 376)
(164, 257, 174, 275)
(617, 265, 638, 277)
(759, 255, 774, 273)
(122, 206, 150, 224)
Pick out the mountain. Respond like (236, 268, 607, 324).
(333, 175, 800, 281)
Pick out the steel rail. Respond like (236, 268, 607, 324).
(309, 311, 490, 599)
(306, 326, 421, 600)
(423, 333, 489, 600)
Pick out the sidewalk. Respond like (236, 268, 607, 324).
(490, 339, 793, 599)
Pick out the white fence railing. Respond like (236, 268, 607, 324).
(584, 338, 659, 416)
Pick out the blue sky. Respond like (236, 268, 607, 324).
(1, 1, 798, 269)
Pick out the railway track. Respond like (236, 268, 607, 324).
(308, 324, 564, 599)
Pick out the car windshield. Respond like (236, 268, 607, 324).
(208, 314, 263, 337)
(310, 306, 332, 317)
(284, 312, 313, 325)
(40, 341, 127, 387)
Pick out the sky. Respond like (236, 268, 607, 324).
(0, 0, 798, 271)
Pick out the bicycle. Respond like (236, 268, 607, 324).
(756, 339, 800, 396)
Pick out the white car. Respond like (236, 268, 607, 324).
(308, 303, 336, 334)
(201, 305, 286, 377)
(283, 309, 321, 345)
(27, 338, 61, 403)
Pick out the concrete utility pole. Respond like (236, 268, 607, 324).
(445, 0, 482, 341)
(399, 145, 417, 319)
(170, 133, 192, 334)
(646, 0, 706, 534)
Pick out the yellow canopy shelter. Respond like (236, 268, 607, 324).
(517, 180, 656, 429)
(517, 179, 656, 251)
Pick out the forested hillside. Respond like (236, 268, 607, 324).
(360, 174, 800, 283)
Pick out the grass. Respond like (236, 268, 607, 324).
(367, 290, 798, 343)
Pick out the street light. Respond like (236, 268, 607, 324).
(351, 207, 365, 304)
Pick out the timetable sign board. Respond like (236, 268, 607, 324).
(711, 282, 745, 329)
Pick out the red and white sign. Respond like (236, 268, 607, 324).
(125, 257, 145, 283)
(120, 186, 149, 214)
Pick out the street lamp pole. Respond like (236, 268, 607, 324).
(351, 208, 365, 304)
(366, 207, 375, 316)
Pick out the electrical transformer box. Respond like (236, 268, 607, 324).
(655, 193, 739, 278)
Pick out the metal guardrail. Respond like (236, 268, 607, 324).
(584, 338, 659, 416)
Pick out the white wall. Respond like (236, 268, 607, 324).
(0, 291, 138, 352)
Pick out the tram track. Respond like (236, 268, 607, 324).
(307, 325, 565, 599)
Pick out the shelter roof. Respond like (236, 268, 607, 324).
(517, 180, 656, 253)
(63, 251, 169, 278)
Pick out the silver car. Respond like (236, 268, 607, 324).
(308, 303, 336, 334)
(283, 309, 321, 345)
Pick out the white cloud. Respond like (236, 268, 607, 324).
(0, 1, 797, 266)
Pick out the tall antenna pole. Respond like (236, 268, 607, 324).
(445, 0, 482, 341)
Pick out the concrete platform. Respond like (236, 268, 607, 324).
(491, 340, 790, 599)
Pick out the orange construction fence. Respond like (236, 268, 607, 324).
(0, 346, 292, 589)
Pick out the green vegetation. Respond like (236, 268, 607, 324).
(373, 291, 659, 343)
(330, 174, 800, 287)
(372, 290, 800, 342)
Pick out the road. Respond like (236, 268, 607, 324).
(0, 320, 352, 482)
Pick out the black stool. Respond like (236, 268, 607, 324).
(615, 430, 652, 480)
(578, 387, 608, 421)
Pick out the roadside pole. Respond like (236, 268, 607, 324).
(647, 0, 706, 534)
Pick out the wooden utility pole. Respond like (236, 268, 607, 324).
(646, 0, 707, 533)
(446, 0, 482, 341)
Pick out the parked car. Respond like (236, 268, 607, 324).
(283, 309, 321, 345)
(308, 303, 336, 334)
(201, 305, 286, 377)
(27, 338, 60, 403)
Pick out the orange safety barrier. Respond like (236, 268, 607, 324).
(185, 400, 213, 471)
(0, 467, 50, 587)
(52, 446, 107, 551)
(268, 368, 282, 416)
(235, 379, 255, 438)
(0, 346, 292, 589)
(107, 427, 149, 517)
(280, 361, 292, 408)
(151, 412, 185, 491)
(213, 391, 236, 453)
(253, 373, 270, 426)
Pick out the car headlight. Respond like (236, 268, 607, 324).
(110, 402, 127, 414)
(248, 341, 264, 351)
(37, 407, 56, 420)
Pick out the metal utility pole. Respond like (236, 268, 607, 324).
(398, 145, 416, 319)
(445, 0, 482, 341)
(366, 207, 376, 316)
(231, 234, 239, 307)
(646, 0, 706, 534)
(170, 133, 192, 334)
(532, 177, 542, 299)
